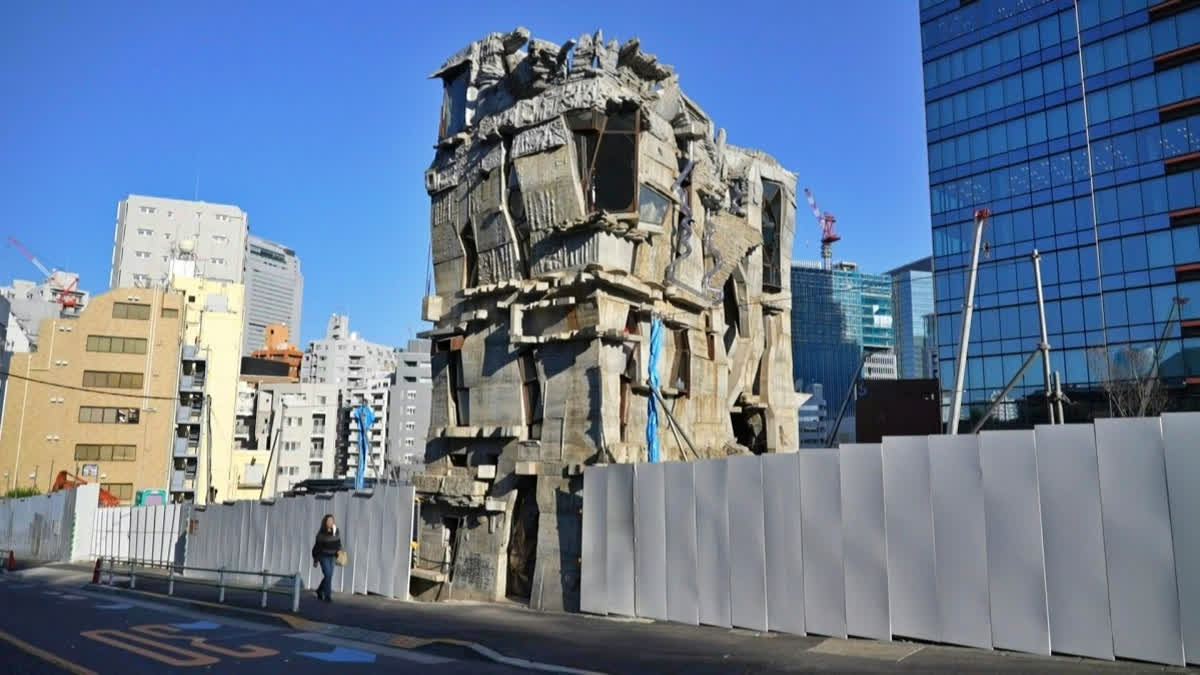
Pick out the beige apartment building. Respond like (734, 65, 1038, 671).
(0, 288, 184, 501)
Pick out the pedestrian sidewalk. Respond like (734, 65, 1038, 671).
(74, 564, 1176, 674)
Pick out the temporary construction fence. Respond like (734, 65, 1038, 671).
(184, 485, 416, 599)
(0, 484, 98, 564)
(580, 413, 1200, 667)
(90, 503, 188, 568)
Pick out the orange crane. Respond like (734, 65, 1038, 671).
(803, 188, 841, 272)
(6, 236, 81, 309)
(49, 471, 121, 507)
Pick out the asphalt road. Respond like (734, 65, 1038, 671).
(0, 572, 518, 674)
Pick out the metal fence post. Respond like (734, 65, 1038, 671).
(129, 562, 137, 590)
(291, 573, 301, 613)
(260, 569, 268, 608)
(167, 564, 175, 596)
(218, 567, 226, 603)
(106, 559, 113, 586)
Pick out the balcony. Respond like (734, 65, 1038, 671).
(173, 437, 199, 458)
(170, 471, 196, 492)
(234, 425, 251, 439)
(310, 450, 324, 459)
(312, 426, 326, 435)
(176, 406, 202, 424)
(179, 374, 205, 392)
(181, 345, 206, 361)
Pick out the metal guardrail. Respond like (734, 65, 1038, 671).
(97, 558, 302, 612)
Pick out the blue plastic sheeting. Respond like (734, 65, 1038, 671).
(352, 404, 376, 490)
(646, 317, 663, 463)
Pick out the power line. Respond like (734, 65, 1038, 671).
(0, 370, 181, 401)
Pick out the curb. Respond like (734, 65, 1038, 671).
(85, 583, 601, 674)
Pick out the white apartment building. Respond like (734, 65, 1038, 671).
(111, 195, 248, 289)
(388, 339, 432, 473)
(301, 314, 398, 388)
(242, 235, 303, 356)
(237, 380, 341, 495)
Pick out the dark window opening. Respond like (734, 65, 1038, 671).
(449, 452, 468, 467)
(519, 351, 543, 440)
(448, 349, 468, 426)
(506, 478, 539, 601)
(506, 162, 532, 277)
(443, 517, 462, 582)
(568, 109, 640, 214)
(638, 184, 671, 225)
(761, 179, 784, 293)
(730, 410, 767, 454)
(439, 69, 468, 139)
(723, 276, 741, 355)
(460, 220, 479, 288)
(670, 329, 691, 394)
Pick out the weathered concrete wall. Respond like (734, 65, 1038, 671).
(413, 27, 803, 612)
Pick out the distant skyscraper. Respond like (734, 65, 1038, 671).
(242, 235, 303, 355)
(889, 257, 935, 379)
(110, 195, 248, 289)
(790, 261, 895, 443)
(921, 0, 1200, 424)
(301, 314, 398, 389)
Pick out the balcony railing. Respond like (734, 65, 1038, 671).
(176, 406, 202, 424)
(179, 375, 205, 392)
(173, 438, 199, 458)
(170, 471, 196, 492)
(181, 345, 206, 361)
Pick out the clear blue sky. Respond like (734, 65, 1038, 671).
(0, 1, 930, 347)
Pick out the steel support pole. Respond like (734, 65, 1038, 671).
(949, 208, 990, 434)
(971, 348, 1041, 434)
(1053, 371, 1066, 423)
(1032, 250, 1055, 423)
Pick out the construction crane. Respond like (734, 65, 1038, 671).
(803, 188, 841, 271)
(6, 236, 80, 309)
(50, 470, 121, 507)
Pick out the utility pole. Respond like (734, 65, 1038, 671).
(204, 394, 215, 504)
(260, 399, 283, 500)
(948, 208, 990, 434)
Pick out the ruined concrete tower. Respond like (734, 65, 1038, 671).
(412, 28, 803, 611)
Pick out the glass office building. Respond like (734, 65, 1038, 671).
(921, 0, 1200, 427)
(889, 257, 936, 378)
(791, 261, 895, 434)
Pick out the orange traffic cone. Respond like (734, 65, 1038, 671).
(92, 557, 103, 584)
(5, 551, 13, 571)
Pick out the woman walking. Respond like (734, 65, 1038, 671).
(311, 514, 342, 603)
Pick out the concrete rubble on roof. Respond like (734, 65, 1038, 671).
(413, 27, 804, 612)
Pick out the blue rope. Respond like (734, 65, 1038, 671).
(646, 316, 663, 463)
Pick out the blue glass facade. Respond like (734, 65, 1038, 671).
(889, 258, 936, 379)
(791, 262, 894, 420)
(922, 0, 1200, 426)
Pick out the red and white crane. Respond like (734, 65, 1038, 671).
(6, 236, 81, 309)
(803, 188, 841, 271)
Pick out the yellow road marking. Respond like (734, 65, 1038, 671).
(81, 629, 219, 667)
(131, 624, 278, 658)
(0, 629, 99, 675)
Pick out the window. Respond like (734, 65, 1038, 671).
(82, 371, 144, 389)
(406, 405, 417, 415)
(210, 258, 226, 266)
(134, 250, 151, 259)
(86, 335, 148, 354)
(406, 390, 417, 400)
(78, 407, 140, 424)
(567, 109, 640, 214)
(405, 421, 416, 431)
(136, 228, 153, 236)
(212, 234, 228, 244)
(76, 444, 136, 461)
(669, 329, 691, 393)
(761, 179, 784, 292)
(101, 483, 134, 501)
(638, 185, 671, 225)
(163, 232, 172, 240)
(112, 302, 151, 320)
(132, 273, 150, 285)
(161, 307, 178, 318)
(214, 214, 230, 222)
(138, 206, 156, 214)
(404, 438, 416, 447)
